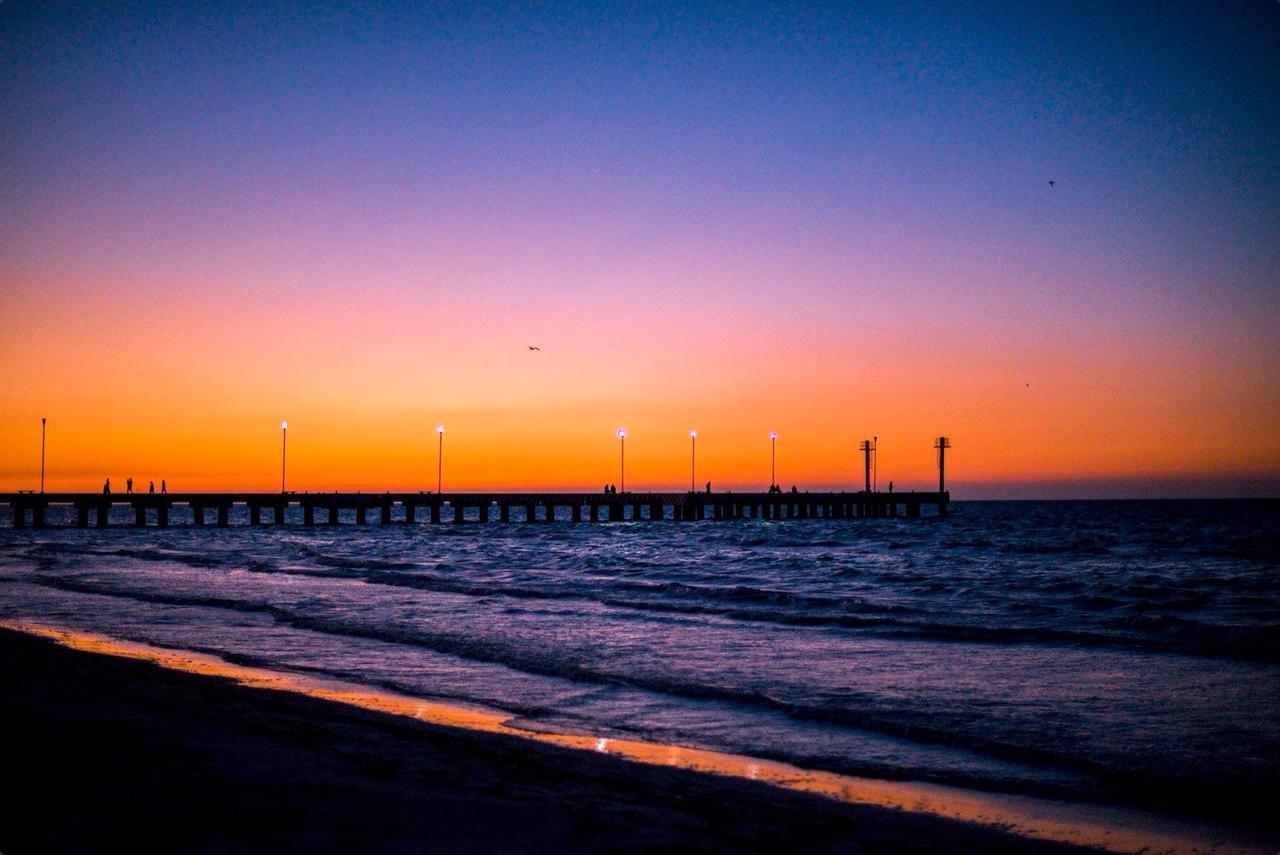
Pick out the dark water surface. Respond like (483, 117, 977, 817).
(2, 500, 1277, 826)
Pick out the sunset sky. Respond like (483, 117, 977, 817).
(2, 1, 1277, 497)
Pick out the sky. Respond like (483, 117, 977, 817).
(1, 1, 1277, 497)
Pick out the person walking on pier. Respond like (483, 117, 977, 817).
(888, 481, 894, 494)
(705, 481, 711, 493)
(161, 480, 167, 494)
(103, 478, 111, 495)
(148, 481, 155, 494)
(126, 477, 133, 494)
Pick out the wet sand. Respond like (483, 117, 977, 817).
(0, 624, 1268, 853)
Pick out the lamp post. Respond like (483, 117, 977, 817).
(769, 431, 777, 489)
(689, 430, 697, 492)
(436, 425, 445, 494)
(40, 417, 46, 494)
(617, 428, 627, 493)
(873, 435, 878, 493)
(859, 439, 873, 492)
(280, 421, 288, 493)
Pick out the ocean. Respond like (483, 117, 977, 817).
(2, 499, 1276, 828)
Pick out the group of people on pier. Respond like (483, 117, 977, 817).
(102, 478, 167, 495)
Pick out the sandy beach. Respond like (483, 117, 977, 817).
(0, 625, 1104, 854)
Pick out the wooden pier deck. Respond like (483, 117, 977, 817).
(3, 491, 948, 528)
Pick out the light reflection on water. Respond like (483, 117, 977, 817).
(7, 621, 1269, 855)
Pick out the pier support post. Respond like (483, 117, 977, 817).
(328, 504, 340, 525)
(98, 503, 110, 527)
(274, 504, 285, 525)
(32, 503, 45, 528)
(524, 504, 536, 523)
(12, 503, 25, 529)
(135, 504, 147, 527)
(304, 504, 315, 526)
(381, 500, 392, 525)
(453, 503, 463, 524)
(431, 502, 441, 524)
(217, 505, 229, 527)
(405, 503, 416, 524)
(77, 505, 90, 528)
(192, 504, 205, 526)
(572, 504, 582, 522)
(356, 505, 367, 525)
(248, 504, 260, 526)
(500, 504, 510, 523)
(157, 503, 169, 527)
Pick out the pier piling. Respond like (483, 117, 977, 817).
(7, 489, 949, 530)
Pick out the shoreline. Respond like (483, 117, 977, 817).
(2, 620, 1271, 854)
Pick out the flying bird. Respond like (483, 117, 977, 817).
(1048, 180, 1055, 188)
(1025, 382, 1031, 389)
(527, 346, 541, 351)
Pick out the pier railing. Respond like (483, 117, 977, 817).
(3, 491, 948, 528)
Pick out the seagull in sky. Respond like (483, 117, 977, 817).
(1048, 180, 1056, 188)
(528, 345, 541, 351)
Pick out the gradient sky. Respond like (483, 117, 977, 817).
(2, 1, 1277, 497)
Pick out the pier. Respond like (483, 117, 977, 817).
(3, 490, 948, 529)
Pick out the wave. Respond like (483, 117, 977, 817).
(14, 571, 1280, 816)
(28, 557, 1280, 665)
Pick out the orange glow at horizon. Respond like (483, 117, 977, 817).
(2, 269, 1276, 497)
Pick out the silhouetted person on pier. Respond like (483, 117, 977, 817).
(888, 481, 894, 494)
(126, 477, 133, 494)
(148, 481, 155, 494)
(705, 481, 711, 493)
(103, 478, 111, 494)
(161, 480, 167, 494)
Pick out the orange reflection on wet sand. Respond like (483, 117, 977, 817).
(5, 620, 1267, 855)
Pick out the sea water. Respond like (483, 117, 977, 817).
(1, 500, 1276, 828)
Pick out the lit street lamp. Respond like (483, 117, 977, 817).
(689, 430, 697, 492)
(280, 421, 288, 493)
(436, 425, 445, 493)
(769, 431, 777, 489)
(617, 428, 627, 493)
